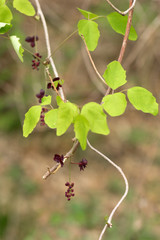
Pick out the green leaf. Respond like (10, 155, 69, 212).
(23, 105, 41, 137)
(41, 96, 51, 106)
(44, 109, 58, 129)
(107, 12, 138, 41)
(0, 22, 12, 34)
(13, 0, 35, 16)
(103, 61, 126, 90)
(81, 102, 110, 135)
(0, 1, 13, 23)
(56, 96, 63, 106)
(10, 35, 24, 62)
(127, 87, 158, 116)
(77, 8, 98, 20)
(78, 19, 100, 51)
(102, 93, 127, 116)
(74, 115, 90, 150)
(56, 102, 79, 136)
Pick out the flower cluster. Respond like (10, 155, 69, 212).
(65, 182, 75, 201)
(32, 53, 42, 70)
(36, 89, 45, 103)
(40, 107, 48, 126)
(25, 36, 39, 48)
(54, 154, 64, 167)
(47, 77, 62, 90)
(78, 158, 88, 171)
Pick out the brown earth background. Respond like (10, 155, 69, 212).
(0, 0, 160, 240)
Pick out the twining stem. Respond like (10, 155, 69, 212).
(118, 0, 134, 63)
(43, 139, 79, 179)
(87, 140, 129, 240)
(34, 0, 65, 101)
(105, 0, 136, 16)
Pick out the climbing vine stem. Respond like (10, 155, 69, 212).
(87, 139, 129, 240)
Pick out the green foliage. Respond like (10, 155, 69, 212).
(10, 35, 24, 62)
(81, 102, 110, 135)
(56, 102, 79, 136)
(23, 105, 41, 137)
(127, 87, 158, 116)
(44, 109, 58, 129)
(78, 19, 100, 51)
(56, 96, 63, 106)
(0, 22, 12, 34)
(41, 95, 51, 106)
(107, 12, 138, 41)
(103, 61, 126, 90)
(0, 0, 13, 23)
(13, 0, 35, 16)
(102, 93, 127, 116)
(74, 115, 90, 150)
(77, 8, 98, 19)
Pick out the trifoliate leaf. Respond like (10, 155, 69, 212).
(13, 0, 35, 16)
(23, 105, 41, 137)
(44, 109, 58, 129)
(0, 22, 12, 34)
(107, 12, 138, 41)
(103, 61, 126, 90)
(10, 35, 24, 62)
(74, 115, 90, 150)
(0, 1, 13, 23)
(78, 19, 100, 51)
(127, 87, 158, 116)
(81, 102, 110, 135)
(41, 96, 51, 106)
(77, 8, 98, 20)
(56, 102, 79, 136)
(102, 93, 127, 116)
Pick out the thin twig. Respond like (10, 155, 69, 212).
(34, 0, 65, 101)
(43, 139, 79, 179)
(118, 0, 135, 63)
(87, 139, 129, 240)
(105, 0, 136, 16)
(81, 34, 109, 87)
(105, 0, 134, 97)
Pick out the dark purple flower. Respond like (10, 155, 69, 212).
(25, 36, 39, 48)
(47, 82, 52, 89)
(65, 182, 75, 201)
(78, 158, 88, 171)
(54, 154, 64, 167)
(36, 89, 45, 103)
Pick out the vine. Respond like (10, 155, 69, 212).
(0, 0, 159, 239)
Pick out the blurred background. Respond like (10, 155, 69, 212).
(0, 0, 160, 239)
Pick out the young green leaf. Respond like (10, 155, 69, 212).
(107, 12, 138, 41)
(102, 93, 127, 116)
(13, 0, 35, 16)
(77, 8, 98, 20)
(81, 102, 110, 135)
(44, 109, 58, 129)
(78, 19, 100, 51)
(127, 87, 158, 116)
(0, 22, 12, 34)
(41, 96, 51, 106)
(56, 102, 79, 136)
(10, 35, 24, 62)
(103, 61, 126, 90)
(0, 1, 13, 23)
(23, 105, 41, 137)
(56, 96, 63, 107)
(74, 115, 90, 150)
